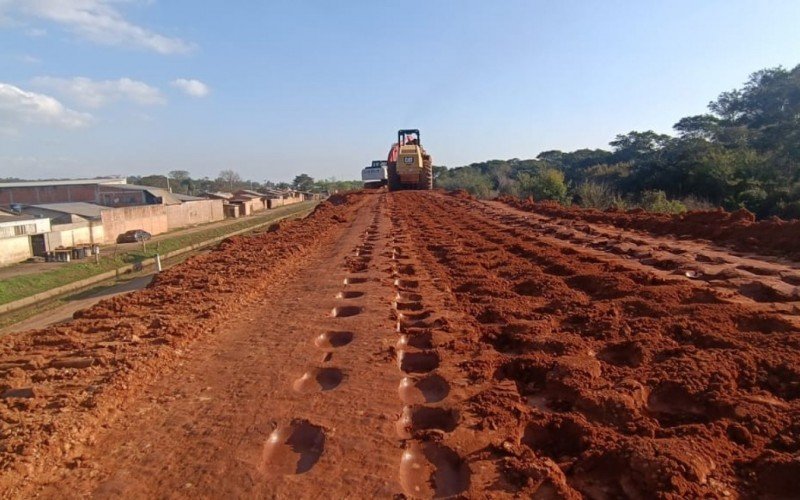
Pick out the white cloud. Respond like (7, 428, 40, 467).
(0, 82, 92, 132)
(1, 0, 193, 54)
(32, 76, 166, 108)
(171, 78, 210, 97)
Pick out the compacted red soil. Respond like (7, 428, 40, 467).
(1, 191, 798, 498)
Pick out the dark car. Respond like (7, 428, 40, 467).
(117, 229, 152, 244)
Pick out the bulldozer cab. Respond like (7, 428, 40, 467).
(398, 129, 420, 146)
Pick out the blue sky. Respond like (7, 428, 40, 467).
(1, 1, 799, 182)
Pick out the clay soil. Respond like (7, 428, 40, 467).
(1, 191, 799, 498)
(500, 196, 800, 259)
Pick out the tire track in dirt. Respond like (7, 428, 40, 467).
(498, 195, 800, 260)
(391, 190, 800, 498)
(266, 214, 386, 475)
(483, 199, 800, 313)
(264, 203, 386, 481)
(384, 195, 471, 498)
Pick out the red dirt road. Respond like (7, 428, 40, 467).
(1, 191, 799, 498)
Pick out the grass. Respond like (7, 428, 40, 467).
(0, 246, 202, 333)
(0, 202, 314, 306)
(0, 258, 125, 306)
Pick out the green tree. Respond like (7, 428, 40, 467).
(610, 130, 672, 163)
(168, 170, 191, 194)
(437, 167, 493, 198)
(293, 173, 315, 191)
(168, 170, 190, 183)
(432, 165, 448, 180)
(517, 168, 568, 202)
(138, 175, 171, 190)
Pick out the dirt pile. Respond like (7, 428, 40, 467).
(0, 192, 367, 484)
(500, 196, 800, 258)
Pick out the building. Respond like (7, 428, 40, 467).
(0, 178, 188, 208)
(298, 191, 322, 201)
(230, 190, 268, 216)
(0, 210, 52, 266)
(261, 189, 304, 209)
(202, 191, 233, 201)
(97, 183, 182, 207)
(20, 202, 106, 249)
(0, 177, 127, 205)
(0, 178, 227, 265)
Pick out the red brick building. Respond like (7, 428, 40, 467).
(0, 178, 128, 205)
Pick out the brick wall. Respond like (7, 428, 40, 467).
(0, 185, 99, 205)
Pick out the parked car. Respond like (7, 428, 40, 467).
(117, 229, 152, 244)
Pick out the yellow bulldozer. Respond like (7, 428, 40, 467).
(387, 129, 433, 191)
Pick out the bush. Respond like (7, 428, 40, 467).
(575, 181, 625, 209)
(437, 168, 494, 198)
(680, 195, 717, 211)
(736, 187, 768, 214)
(517, 168, 568, 202)
(639, 190, 687, 214)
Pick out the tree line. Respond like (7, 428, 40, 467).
(437, 64, 800, 218)
(127, 171, 360, 196)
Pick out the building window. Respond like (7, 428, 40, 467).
(13, 224, 37, 236)
(0, 223, 37, 238)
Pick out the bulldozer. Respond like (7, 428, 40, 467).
(387, 129, 433, 191)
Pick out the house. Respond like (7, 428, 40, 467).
(20, 202, 106, 249)
(0, 209, 52, 266)
(230, 190, 268, 216)
(261, 189, 304, 209)
(298, 191, 322, 201)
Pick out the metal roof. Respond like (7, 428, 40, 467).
(234, 189, 266, 197)
(261, 189, 297, 198)
(0, 209, 38, 222)
(29, 202, 109, 219)
(172, 193, 206, 201)
(202, 191, 233, 199)
(0, 177, 127, 188)
(107, 184, 182, 205)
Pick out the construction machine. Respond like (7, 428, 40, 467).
(361, 160, 388, 188)
(387, 129, 433, 191)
